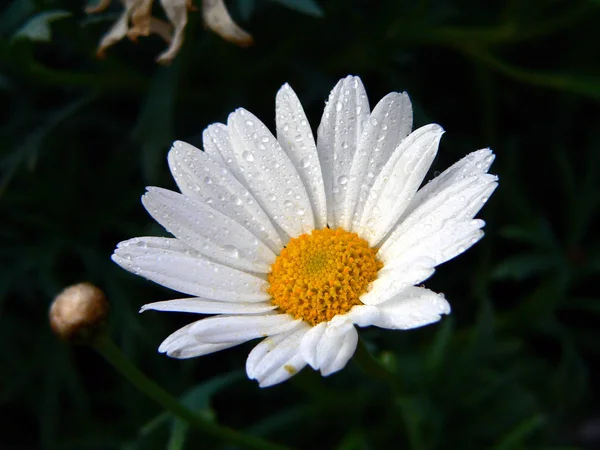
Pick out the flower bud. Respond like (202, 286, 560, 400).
(49, 282, 109, 344)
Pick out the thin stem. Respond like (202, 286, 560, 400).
(93, 335, 289, 450)
(353, 338, 400, 391)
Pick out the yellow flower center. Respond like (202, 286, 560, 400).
(268, 228, 382, 326)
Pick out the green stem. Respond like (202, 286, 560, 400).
(93, 335, 289, 450)
(353, 338, 400, 391)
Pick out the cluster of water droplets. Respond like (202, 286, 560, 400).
(229, 108, 314, 236)
(169, 141, 283, 257)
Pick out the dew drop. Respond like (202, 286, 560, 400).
(338, 175, 349, 185)
(222, 245, 239, 259)
(242, 151, 254, 162)
(335, 101, 343, 112)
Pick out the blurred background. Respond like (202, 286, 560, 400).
(1, 0, 599, 449)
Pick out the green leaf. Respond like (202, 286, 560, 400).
(140, 371, 243, 438)
(0, 0, 36, 34)
(236, 0, 255, 20)
(270, 0, 324, 17)
(167, 420, 189, 450)
(1, 94, 95, 195)
(491, 414, 545, 450)
(492, 253, 556, 280)
(133, 62, 181, 182)
(425, 316, 453, 373)
(12, 10, 71, 42)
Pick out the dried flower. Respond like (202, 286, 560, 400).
(87, 0, 252, 65)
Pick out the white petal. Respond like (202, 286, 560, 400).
(360, 257, 436, 306)
(321, 326, 358, 376)
(348, 304, 382, 327)
(158, 322, 245, 359)
(246, 324, 310, 387)
(299, 322, 327, 368)
(345, 92, 413, 230)
(143, 187, 275, 273)
(168, 141, 282, 253)
(202, 123, 229, 167)
(300, 316, 358, 376)
(228, 108, 315, 239)
(276, 83, 327, 229)
(259, 354, 306, 387)
(112, 237, 269, 302)
(379, 173, 497, 263)
(315, 316, 358, 376)
(406, 148, 495, 217)
(316, 76, 370, 228)
(382, 219, 486, 271)
(140, 298, 277, 314)
(370, 286, 451, 330)
(357, 124, 444, 246)
(189, 314, 301, 343)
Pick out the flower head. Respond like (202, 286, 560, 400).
(113, 76, 497, 387)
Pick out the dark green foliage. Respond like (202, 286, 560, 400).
(1, 0, 599, 448)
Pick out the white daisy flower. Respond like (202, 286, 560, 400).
(112, 75, 498, 387)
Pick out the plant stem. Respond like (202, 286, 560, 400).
(93, 335, 289, 450)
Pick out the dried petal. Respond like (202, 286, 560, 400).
(202, 0, 253, 47)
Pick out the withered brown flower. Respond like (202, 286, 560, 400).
(87, 0, 253, 65)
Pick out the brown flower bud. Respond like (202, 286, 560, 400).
(49, 282, 109, 344)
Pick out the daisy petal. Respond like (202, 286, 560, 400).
(382, 219, 486, 271)
(112, 237, 269, 302)
(201, 123, 229, 167)
(370, 286, 451, 330)
(246, 324, 310, 387)
(260, 354, 306, 388)
(348, 304, 384, 327)
(360, 257, 436, 306)
(346, 92, 413, 230)
(189, 314, 302, 343)
(357, 124, 444, 246)
(299, 322, 327, 368)
(276, 83, 327, 229)
(143, 187, 275, 273)
(379, 173, 497, 264)
(168, 141, 283, 253)
(316, 317, 358, 376)
(301, 316, 358, 376)
(317, 76, 370, 228)
(228, 108, 315, 239)
(407, 148, 495, 217)
(158, 322, 244, 359)
(321, 326, 358, 376)
(140, 298, 277, 315)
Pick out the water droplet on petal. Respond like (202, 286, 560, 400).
(222, 245, 239, 259)
(242, 151, 254, 162)
(338, 175, 349, 185)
